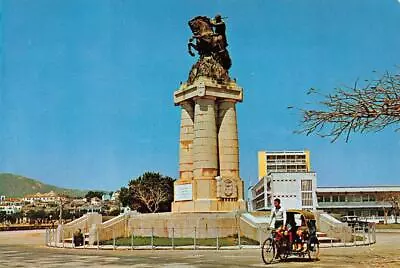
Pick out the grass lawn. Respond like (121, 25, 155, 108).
(375, 223, 400, 229)
(100, 235, 259, 247)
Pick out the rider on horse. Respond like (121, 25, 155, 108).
(210, 14, 228, 52)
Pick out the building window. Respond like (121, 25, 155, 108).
(362, 195, 369, 202)
(301, 180, 313, 191)
(323, 196, 331, 203)
(302, 192, 313, 207)
(317, 196, 323, 203)
(369, 195, 376, 202)
(339, 195, 346, 202)
(347, 195, 361, 202)
(332, 195, 339, 202)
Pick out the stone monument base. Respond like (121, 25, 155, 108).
(172, 78, 246, 213)
(172, 199, 246, 213)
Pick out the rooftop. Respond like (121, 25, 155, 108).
(317, 186, 400, 193)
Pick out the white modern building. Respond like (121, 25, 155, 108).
(250, 172, 318, 211)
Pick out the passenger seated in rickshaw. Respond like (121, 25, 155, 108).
(293, 215, 308, 252)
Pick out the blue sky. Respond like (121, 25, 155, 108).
(0, 0, 399, 191)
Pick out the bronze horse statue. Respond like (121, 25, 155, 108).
(187, 16, 232, 71)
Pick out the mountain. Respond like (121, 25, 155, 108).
(0, 173, 88, 198)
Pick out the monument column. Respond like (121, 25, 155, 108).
(179, 101, 194, 181)
(218, 100, 239, 179)
(193, 96, 218, 204)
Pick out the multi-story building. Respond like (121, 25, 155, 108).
(257, 150, 311, 180)
(317, 186, 400, 223)
(249, 150, 400, 223)
(250, 172, 318, 211)
(250, 150, 317, 211)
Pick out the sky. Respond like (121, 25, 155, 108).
(0, 0, 399, 192)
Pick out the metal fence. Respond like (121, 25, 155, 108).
(45, 223, 376, 250)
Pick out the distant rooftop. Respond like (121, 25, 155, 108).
(317, 186, 400, 193)
(260, 150, 308, 154)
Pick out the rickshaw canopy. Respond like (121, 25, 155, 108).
(286, 209, 316, 221)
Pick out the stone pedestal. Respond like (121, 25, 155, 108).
(172, 78, 246, 212)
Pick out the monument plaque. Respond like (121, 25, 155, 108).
(174, 184, 193, 201)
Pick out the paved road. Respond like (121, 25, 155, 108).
(0, 230, 399, 267)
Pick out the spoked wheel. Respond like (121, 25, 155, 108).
(308, 238, 320, 261)
(261, 238, 275, 264)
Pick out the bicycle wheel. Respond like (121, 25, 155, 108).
(261, 238, 275, 264)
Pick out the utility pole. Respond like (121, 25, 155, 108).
(59, 192, 65, 224)
(59, 199, 63, 224)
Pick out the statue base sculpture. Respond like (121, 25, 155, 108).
(172, 77, 246, 213)
(188, 56, 231, 85)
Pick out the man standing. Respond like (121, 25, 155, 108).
(270, 198, 286, 229)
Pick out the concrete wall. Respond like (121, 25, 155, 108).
(127, 212, 239, 239)
(316, 212, 352, 242)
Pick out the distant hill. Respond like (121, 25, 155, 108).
(0, 173, 88, 198)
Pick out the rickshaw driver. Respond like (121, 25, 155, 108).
(269, 198, 286, 229)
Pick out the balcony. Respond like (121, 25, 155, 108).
(267, 160, 306, 164)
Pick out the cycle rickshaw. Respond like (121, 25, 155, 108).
(261, 209, 320, 264)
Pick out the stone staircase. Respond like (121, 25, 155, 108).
(316, 231, 340, 243)
(240, 212, 344, 244)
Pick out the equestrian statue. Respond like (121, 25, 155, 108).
(187, 14, 232, 84)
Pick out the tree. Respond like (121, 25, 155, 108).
(5, 214, 17, 224)
(118, 187, 133, 208)
(0, 211, 6, 223)
(26, 209, 47, 224)
(85, 191, 105, 200)
(128, 172, 174, 213)
(379, 192, 400, 224)
(295, 70, 400, 142)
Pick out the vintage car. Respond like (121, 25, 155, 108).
(261, 209, 320, 264)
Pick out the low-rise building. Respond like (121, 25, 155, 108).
(22, 191, 60, 204)
(0, 197, 23, 214)
(317, 186, 400, 223)
(111, 191, 119, 201)
(90, 197, 102, 206)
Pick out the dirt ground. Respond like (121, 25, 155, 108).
(0, 230, 399, 267)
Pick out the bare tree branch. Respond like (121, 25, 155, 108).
(378, 192, 400, 224)
(294, 70, 400, 142)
